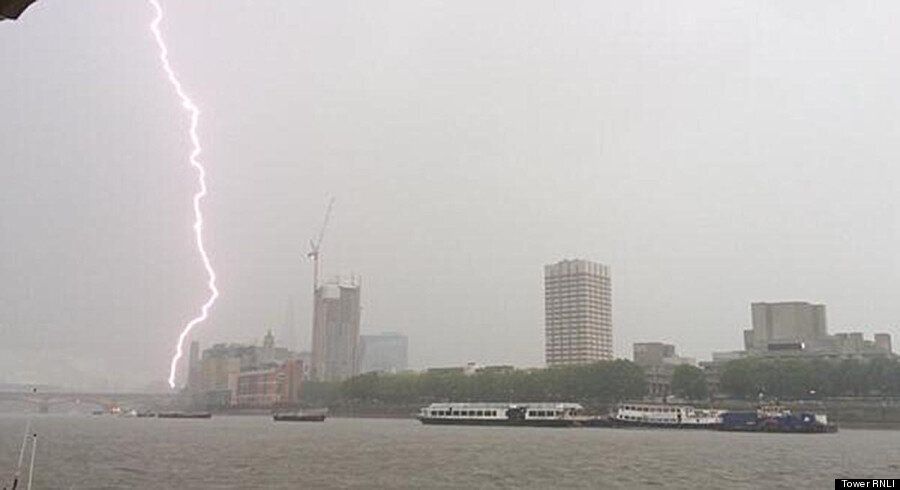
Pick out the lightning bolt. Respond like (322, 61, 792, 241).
(147, 0, 219, 389)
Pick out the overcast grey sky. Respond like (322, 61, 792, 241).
(1, 0, 898, 390)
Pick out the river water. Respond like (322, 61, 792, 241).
(1, 414, 898, 489)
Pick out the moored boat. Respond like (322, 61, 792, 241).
(273, 410, 327, 422)
(157, 411, 212, 419)
(417, 402, 583, 427)
(611, 403, 723, 429)
(719, 405, 836, 433)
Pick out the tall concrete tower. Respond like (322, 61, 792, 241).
(544, 259, 612, 366)
(311, 277, 361, 381)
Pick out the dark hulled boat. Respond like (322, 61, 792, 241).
(719, 405, 837, 433)
(273, 410, 327, 422)
(157, 411, 212, 419)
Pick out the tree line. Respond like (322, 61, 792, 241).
(302, 359, 647, 407)
(719, 357, 900, 399)
(300, 356, 900, 408)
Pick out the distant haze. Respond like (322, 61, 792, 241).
(1, 0, 897, 390)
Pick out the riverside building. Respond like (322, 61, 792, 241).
(544, 259, 612, 366)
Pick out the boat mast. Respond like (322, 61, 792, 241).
(9, 419, 31, 490)
(25, 434, 36, 490)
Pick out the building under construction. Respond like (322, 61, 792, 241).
(311, 277, 361, 381)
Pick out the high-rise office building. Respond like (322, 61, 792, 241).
(744, 301, 828, 351)
(311, 277, 361, 381)
(359, 332, 408, 374)
(544, 259, 612, 366)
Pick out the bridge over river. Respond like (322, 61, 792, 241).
(0, 390, 178, 413)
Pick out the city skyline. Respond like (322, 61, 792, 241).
(2, 1, 899, 390)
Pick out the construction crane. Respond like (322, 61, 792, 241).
(307, 197, 335, 291)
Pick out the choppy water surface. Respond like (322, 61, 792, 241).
(1, 414, 898, 489)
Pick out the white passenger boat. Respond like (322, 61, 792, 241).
(612, 403, 723, 429)
(417, 402, 584, 427)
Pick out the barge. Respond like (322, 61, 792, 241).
(719, 405, 837, 433)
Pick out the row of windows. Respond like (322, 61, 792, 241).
(431, 410, 499, 417)
(546, 293, 610, 299)
(528, 411, 560, 417)
(546, 298, 610, 302)
(545, 317, 611, 321)
(547, 329, 610, 334)
(546, 348, 612, 352)
(619, 415, 673, 422)
(546, 290, 610, 294)
(622, 406, 683, 413)
(546, 317, 612, 322)
(545, 285, 610, 289)
(546, 291, 611, 296)
(545, 280, 610, 287)
(546, 334, 612, 339)
(546, 329, 612, 334)
(546, 345, 611, 350)
(546, 344, 613, 349)
(546, 304, 612, 309)
(544, 340, 612, 350)
(546, 336, 610, 340)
